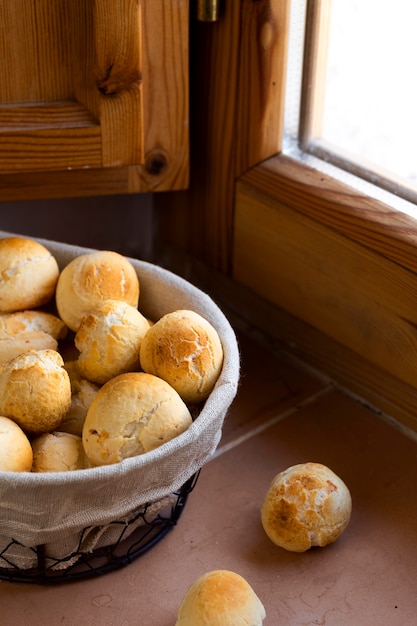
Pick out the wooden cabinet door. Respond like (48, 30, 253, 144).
(0, 0, 189, 200)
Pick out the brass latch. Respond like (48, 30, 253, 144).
(197, 0, 220, 22)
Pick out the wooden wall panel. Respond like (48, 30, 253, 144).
(236, 0, 290, 173)
(233, 169, 417, 432)
(156, 0, 288, 273)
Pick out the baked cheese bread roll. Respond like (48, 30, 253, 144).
(31, 431, 87, 472)
(0, 310, 67, 365)
(75, 299, 150, 384)
(0, 237, 59, 312)
(0, 415, 33, 472)
(82, 372, 192, 466)
(0, 349, 72, 435)
(140, 309, 223, 404)
(175, 570, 266, 626)
(55, 250, 140, 332)
(261, 462, 352, 552)
(58, 360, 101, 436)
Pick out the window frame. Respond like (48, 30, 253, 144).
(298, 0, 417, 207)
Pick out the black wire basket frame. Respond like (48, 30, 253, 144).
(0, 471, 199, 585)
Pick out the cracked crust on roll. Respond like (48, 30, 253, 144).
(0, 349, 72, 435)
(261, 462, 352, 552)
(55, 250, 140, 332)
(139, 309, 224, 404)
(82, 372, 192, 466)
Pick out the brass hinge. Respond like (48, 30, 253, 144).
(197, 0, 221, 22)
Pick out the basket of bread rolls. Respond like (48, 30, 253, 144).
(0, 232, 239, 581)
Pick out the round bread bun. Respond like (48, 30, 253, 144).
(0, 237, 59, 312)
(0, 415, 33, 472)
(82, 372, 193, 466)
(0, 310, 67, 365)
(74, 299, 151, 384)
(31, 431, 87, 472)
(175, 570, 266, 626)
(58, 360, 101, 436)
(0, 349, 72, 435)
(261, 462, 352, 552)
(55, 250, 140, 332)
(139, 309, 224, 404)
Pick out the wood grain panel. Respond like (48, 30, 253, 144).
(156, 0, 286, 272)
(0, 167, 130, 201)
(233, 177, 417, 392)
(242, 155, 417, 274)
(236, 0, 290, 173)
(0, 0, 189, 198)
(0, 1, 74, 103)
(93, 0, 143, 166)
(0, 102, 101, 173)
(138, 0, 189, 189)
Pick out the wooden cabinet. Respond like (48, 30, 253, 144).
(0, 1, 189, 200)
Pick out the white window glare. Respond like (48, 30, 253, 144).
(283, 0, 417, 220)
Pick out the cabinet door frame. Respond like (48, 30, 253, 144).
(0, 0, 189, 201)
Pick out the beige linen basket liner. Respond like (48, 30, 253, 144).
(0, 234, 240, 569)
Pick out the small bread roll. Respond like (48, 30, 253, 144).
(82, 372, 192, 466)
(0, 310, 67, 365)
(261, 462, 352, 552)
(74, 299, 150, 384)
(0, 415, 33, 472)
(0, 237, 59, 312)
(58, 360, 101, 436)
(175, 570, 266, 626)
(55, 250, 140, 332)
(0, 349, 72, 435)
(31, 431, 87, 472)
(139, 310, 224, 404)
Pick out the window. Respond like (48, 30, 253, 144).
(283, 0, 417, 218)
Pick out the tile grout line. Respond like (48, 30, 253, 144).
(212, 384, 333, 460)
(333, 383, 417, 446)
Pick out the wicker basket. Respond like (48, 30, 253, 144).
(0, 234, 240, 582)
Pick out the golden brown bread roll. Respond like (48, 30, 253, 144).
(139, 309, 224, 404)
(0, 415, 33, 472)
(261, 462, 352, 552)
(0, 309, 67, 365)
(175, 570, 266, 626)
(82, 372, 192, 466)
(31, 431, 87, 472)
(0, 349, 72, 435)
(74, 299, 150, 384)
(0, 237, 59, 312)
(58, 360, 101, 436)
(55, 250, 140, 332)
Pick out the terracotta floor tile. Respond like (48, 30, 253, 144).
(2, 388, 417, 625)
(219, 331, 328, 447)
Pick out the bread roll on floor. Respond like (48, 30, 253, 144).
(175, 570, 266, 626)
(261, 462, 352, 552)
